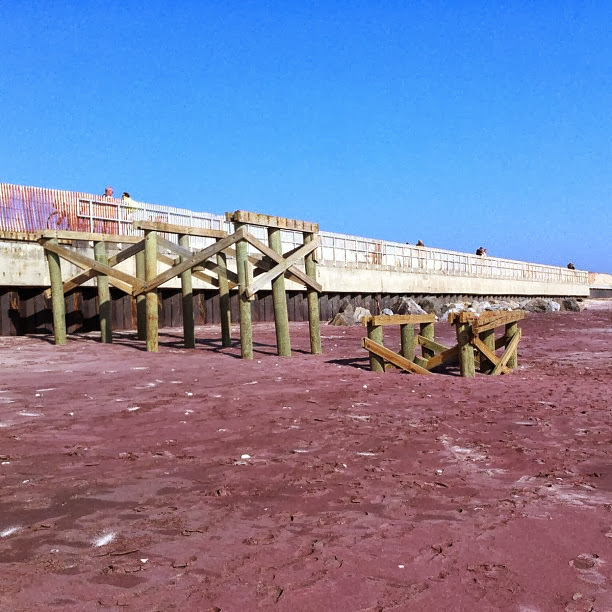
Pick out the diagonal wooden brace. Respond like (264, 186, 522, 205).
(157, 236, 239, 286)
(39, 239, 143, 295)
(243, 233, 322, 297)
(57, 240, 145, 296)
(471, 336, 511, 374)
(362, 337, 432, 375)
(134, 226, 247, 295)
(491, 329, 522, 375)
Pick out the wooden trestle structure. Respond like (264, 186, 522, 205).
(361, 310, 524, 377)
(38, 211, 322, 358)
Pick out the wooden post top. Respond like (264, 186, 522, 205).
(225, 210, 319, 234)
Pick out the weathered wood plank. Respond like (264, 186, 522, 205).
(491, 329, 522, 375)
(225, 210, 319, 233)
(362, 314, 435, 326)
(134, 220, 227, 238)
(472, 310, 525, 334)
(362, 337, 433, 375)
(37, 230, 140, 243)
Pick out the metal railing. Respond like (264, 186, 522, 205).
(0, 183, 588, 285)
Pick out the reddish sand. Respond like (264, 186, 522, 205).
(0, 302, 611, 611)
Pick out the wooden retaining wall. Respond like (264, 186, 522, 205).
(0, 287, 538, 337)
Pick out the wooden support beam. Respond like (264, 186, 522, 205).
(244, 235, 321, 297)
(134, 227, 246, 295)
(504, 321, 520, 369)
(304, 232, 321, 355)
(134, 220, 227, 238)
(362, 337, 433, 375)
(179, 234, 195, 349)
(94, 242, 112, 344)
(217, 248, 232, 348)
(235, 223, 253, 359)
(417, 335, 450, 354)
(366, 323, 385, 372)
(472, 336, 510, 374)
(492, 329, 522, 375)
(135, 248, 146, 340)
(225, 210, 319, 233)
(45, 238, 66, 345)
(455, 320, 475, 377)
(241, 232, 322, 292)
(144, 231, 159, 352)
(362, 314, 435, 326)
(58, 240, 145, 295)
(226, 247, 305, 286)
(400, 323, 414, 361)
(424, 345, 459, 370)
(37, 230, 140, 243)
(268, 227, 291, 356)
(39, 239, 143, 294)
(478, 329, 496, 374)
(472, 310, 525, 334)
(420, 321, 435, 360)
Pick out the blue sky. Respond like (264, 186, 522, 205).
(1, 1, 610, 271)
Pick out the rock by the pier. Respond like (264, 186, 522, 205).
(381, 308, 394, 316)
(329, 312, 354, 326)
(353, 306, 372, 323)
(417, 296, 444, 317)
(390, 297, 426, 315)
(561, 297, 581, 312)
(522, 298, 560, 313)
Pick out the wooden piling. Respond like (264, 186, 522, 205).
(366, 323, 385, 372)
(479, 328, 495, 373)
(135, 248, 146, 340)
(45, 239, 67, 345)
(505, 321, 519, 369)
(268, 227, 291, 356)
(178, 234, 195, 349)
(455, 320, 475, 377)
(420, 321, 435, 360)
(235, 223, 253, 359)
(144, 230, 159, 352)
(456, 322, 476, 377)
(304, 232, 322, 354)
(216, 248, 232, 348)
(400, 323, 414, 361)
(93, 241, 112, 343)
